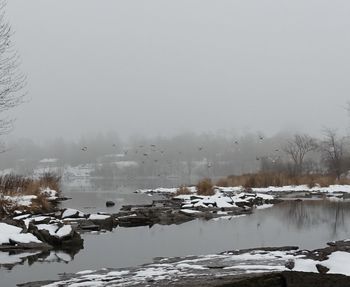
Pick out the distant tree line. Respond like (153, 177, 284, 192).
(1, 129, 350, 181)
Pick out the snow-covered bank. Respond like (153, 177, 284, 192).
(137, 184, 350, 195)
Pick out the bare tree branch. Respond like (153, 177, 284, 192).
(283, 134, 318, 175)
(319, 129, 347, 179)
(0, 0, 26, 136)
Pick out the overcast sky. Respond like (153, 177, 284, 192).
(5, 0, 350, 141)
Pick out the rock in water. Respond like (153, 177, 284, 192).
(106, 201, 115, 207)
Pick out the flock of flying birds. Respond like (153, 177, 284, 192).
(79, 134, 282, 165)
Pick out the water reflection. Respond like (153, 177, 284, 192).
(0, 248, 80, 270)
(282, 200, 349, 236)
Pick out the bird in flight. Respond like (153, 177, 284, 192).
(81, 146, 87, 151)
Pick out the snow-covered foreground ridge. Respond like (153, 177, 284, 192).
(39, 242, 350, 287)
(137, 184, 350, 194)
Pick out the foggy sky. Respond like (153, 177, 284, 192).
(5, 0, 350, 141)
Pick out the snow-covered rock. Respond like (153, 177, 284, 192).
(61, 208, 85, 219)
(175, 190, 275, 211)
(0, 223, 42, 245)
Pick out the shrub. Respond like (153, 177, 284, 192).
(0, 173, 61, 196)
(196, 178, 215, 196)
(175, 186, 192, 196)
(30, 194, 52, 213)
(38, 172, 61, 194)
(0, 196, 16, 218)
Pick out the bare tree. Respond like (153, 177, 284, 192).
(0, 0, 25, 135)
(320, 129, 347, 179)
(283, 134, 318, 175)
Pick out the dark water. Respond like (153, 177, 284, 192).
(1, 181, 350, 286)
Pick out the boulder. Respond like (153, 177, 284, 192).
(27, 223, 84, 249)
(285, 260, 295, 270)
(106, 201, 115, 207)
(316, 264, 330, 274)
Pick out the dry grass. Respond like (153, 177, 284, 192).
(38, 172, 61, 192)
(30, 194, 53, 213)
(0, 172, 61, 196)
(175, 186, 192, 196)
(215, 172, 350, 188)
(0, 173, 61, 218)
(196, 178, 215, 196)
(0, 197, 18, 218)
